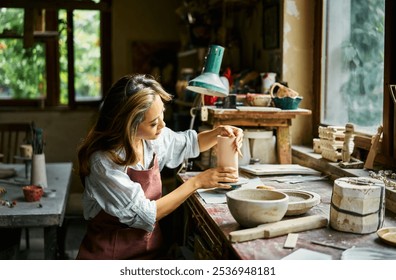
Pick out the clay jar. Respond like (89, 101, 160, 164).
(217, 135, 238, 177)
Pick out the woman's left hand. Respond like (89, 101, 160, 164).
(217, 125, 244, 155)
(197, 125, 244, 153)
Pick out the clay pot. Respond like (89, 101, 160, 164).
(23, 185, 44, 202)
(226, 189, 289, 228)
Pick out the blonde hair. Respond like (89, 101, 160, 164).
(77, 74, 172, 180)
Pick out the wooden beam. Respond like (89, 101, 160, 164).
(0, 0, 111, 11)
(23, 8, 34, 48)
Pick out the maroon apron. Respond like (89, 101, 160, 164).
(76, 155, 164, 260)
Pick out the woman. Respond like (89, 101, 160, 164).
(76, 74, 243, 259)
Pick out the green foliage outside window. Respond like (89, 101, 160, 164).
(59, 10, 101, 104)
(0, 8, 101, 104)
(341, 0, 384, 127)
(0, 8, 46, 99)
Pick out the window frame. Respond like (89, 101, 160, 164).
(313, 0, 396, 168)
(0, 0, 112, 109)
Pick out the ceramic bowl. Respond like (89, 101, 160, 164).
(246, 93, 272, 107)
(280, 189, 321, 216)
(226, 189, 289, 228)
(22, 185, 44, 202)
(273, 96, 303, 110)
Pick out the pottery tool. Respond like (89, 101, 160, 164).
(236, 145, 243, 158)
(229, 215, 328, 243)
(31, 122, 45, 154)
(364, 125, 383, 170)
(0, 179, 23, 186)
(256, 185, 275, 190)
(311, 240, 349, 250)
(283, 233, 299, 249)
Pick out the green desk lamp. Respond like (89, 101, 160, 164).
(180, 45, 229, 172)
(186, 44, 228, 97)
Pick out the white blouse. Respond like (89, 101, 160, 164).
(81, 127, 199, 232)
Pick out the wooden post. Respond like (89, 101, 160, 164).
(364, 125, 383, 170)
(341, 123, 354, 163)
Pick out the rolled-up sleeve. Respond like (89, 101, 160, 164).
(83, 155, 157, 232)
(155, 127, 200, 170)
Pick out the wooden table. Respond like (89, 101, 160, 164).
(205, 107, 311, 164)
(0, 162, 72, 259)
(178, 171, 396, 260)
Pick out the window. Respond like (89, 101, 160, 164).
(59, 9, 101, 104)
(321, 0, 384, 135)
(0, 0, 111, 108)
(314, 0, 396, 167)
(0, 8, 47, 101)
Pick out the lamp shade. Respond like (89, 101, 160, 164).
(186, 45, 228, 97)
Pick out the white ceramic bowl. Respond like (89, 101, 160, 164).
(226, 189, 289, 228)
(246, 93, 272, 107)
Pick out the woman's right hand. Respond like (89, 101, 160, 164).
(190, 167, 238, 190)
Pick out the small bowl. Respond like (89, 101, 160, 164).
(273, 96, 303, 110)
(246, 93, 272, 107)
(226, 189, 289, 228)
(377, 227, 396, 247)
(22, 185, 44, 202)
(280, 189, 321, 216)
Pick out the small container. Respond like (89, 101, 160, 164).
(246, 93, 272, 107)
(31, 153, 48, 188)
(23, 185, 44, 202)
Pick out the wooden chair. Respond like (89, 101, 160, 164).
(0, 122, 32, 257)
(0, 122, 31, 163)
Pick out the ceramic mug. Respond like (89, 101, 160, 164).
(270, 82, 299, 98)
(20, 144, 33, 159)
(223, 94, 237, 108)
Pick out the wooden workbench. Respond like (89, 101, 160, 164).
(178, 171, 396, 260)
(205, 107, 311, 164)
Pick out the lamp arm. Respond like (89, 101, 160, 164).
(180, 93, 204, 173)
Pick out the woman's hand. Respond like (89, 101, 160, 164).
(217, 125, 244, 156)
(190, 167, 238, 190)
(197, 125, 244, 153)
(157, 166, 237, 220)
